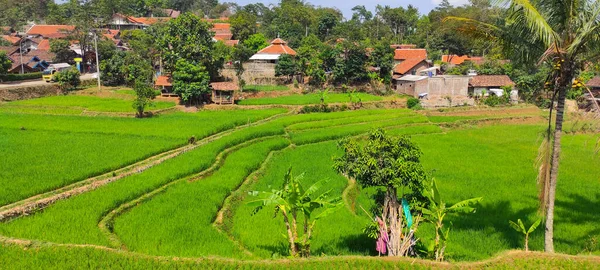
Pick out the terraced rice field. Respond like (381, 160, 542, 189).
(0, 95, 599, 268)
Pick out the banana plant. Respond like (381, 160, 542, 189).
(248, 167, 342, 257)
(509, 218, 541, 252)
(419, 179, 482, 261)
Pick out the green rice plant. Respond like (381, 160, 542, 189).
(0, 128, 181, 206)
(113, 137, 290, 258)
(286, 110, 414, 131)
(238, 93, 382, 105)
(7, 95, 175, 112)
(243, 85, 289, 92)
(0, 105, 84, 115)
(0, 109, 286, 140)
(288, 115, 429, 145)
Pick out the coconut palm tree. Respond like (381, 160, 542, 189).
(447, 0, 600, 252)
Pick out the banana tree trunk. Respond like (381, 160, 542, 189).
(282, 211, 298, 257)
(545, 67, 573, 253)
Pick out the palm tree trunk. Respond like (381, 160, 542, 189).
(545, 70, 571, 253)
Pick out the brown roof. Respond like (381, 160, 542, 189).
(128, 16, 171, 25)
(255, 38, 296, 56)
(393, 59, 428, 75)
(211, 82, 239, 91)
(394, 48, 427, 61)
(27, 25, 75, 38)
(0, 46, 19, 55)
(586, 76, 600, 88)
(469, 75, 515, 87)
(30, 50, 55, 62)
(155, 75, 172, 87)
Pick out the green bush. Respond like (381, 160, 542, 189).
(483, 95, 503, 107)
(299, 104, 349, 114)
(407, 97, 421, 109)
(0, 72, 43, 82)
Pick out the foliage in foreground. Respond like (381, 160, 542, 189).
(335, 129, 428, 256)
(249, 168, 342, 257)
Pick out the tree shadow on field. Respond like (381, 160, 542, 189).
(554, 193, 600, 251)
(257, 243, 289, 258)
(316, 233, 377, 256)
(449, 200, 537, 250)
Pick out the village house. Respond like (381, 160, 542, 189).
(210, 82, 238, 105)
(586, 76, 600, 96)
(468, 75, 516, 99)
(391, 45, 431, 83)
(249, 38, 297, 64)
(395, 74, 474, 107)
(26, 25, 75, 39)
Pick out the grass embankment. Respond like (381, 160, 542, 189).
(4, 95, 175, 113)
(0, 109, 285, 206)
(243, 85, 289, 92)
(238, 93, 382, 105)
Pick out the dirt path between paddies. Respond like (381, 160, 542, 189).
(0, 110, 293, 222)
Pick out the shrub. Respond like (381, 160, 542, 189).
(484, 95, 503, 107)
(0, 72, 43, 82)
(299, 104, 349, 114)
(54, 68, 81, 92)
(407, 97, 421, 109)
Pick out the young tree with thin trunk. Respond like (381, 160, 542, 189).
(447, 0, 600, 253)
(334, 129, 429, 256)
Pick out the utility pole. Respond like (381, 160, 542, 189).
(93, 31, 101, 90)
(19, 37, 24, 74)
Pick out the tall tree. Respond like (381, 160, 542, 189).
(0, 51, 11, 74)
(230, 11, 258, 41)
(449, 0, 600, 252)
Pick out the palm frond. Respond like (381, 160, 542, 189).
(443, 16, 503, 40)
(503, 0, 559, 47)
(567, 0, 600, 56)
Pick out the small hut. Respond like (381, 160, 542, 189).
(155, 75, 176, 97)
(210, 82, 239, 104)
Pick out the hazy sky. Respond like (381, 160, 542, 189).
(232, 0, 471, 18)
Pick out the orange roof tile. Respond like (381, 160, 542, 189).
(128, 17, 171, 25)
(394, 49, 427, 61)
(2, 35, 20, 45)
(254, 38, 296, 56)
(213, 34, 233, 41)
(155, 75, 172, 87)
(212, 23, 231, 30)
(225, 40, 239, 46)
(441, 55, 470, 65)
(27, 25, 75, 38)
(394, 59, 428, 75)
(37, 39, 50, 50)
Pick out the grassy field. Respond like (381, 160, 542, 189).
(243, 85, 290, 92)
(238, 93, 382, 105)
(5, 95, 175, 113)
(0, 92, 599, 268)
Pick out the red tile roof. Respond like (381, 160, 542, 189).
(27, 25, 75, 38)
(225, 40, 239, 46)
(129, 17, 171, 25)
(213, 34, 233, 41)
(394, 48, 427, 61)
(155, 75, 172, 87)
(1, 35, 20, 45)
(441, 55, 470, 65)
(586, 76, 600, 88)
(0, 46, 20, 55)
(37, 39, 50, 50)
(255, 38, 296, 56)
(211, 82, 239, 91)
(394, 59, 428, 75)
(469, 75, 515, 87)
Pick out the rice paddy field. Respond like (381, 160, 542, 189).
(0, 92, 599, 269)
(237, 92, 382, 105)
